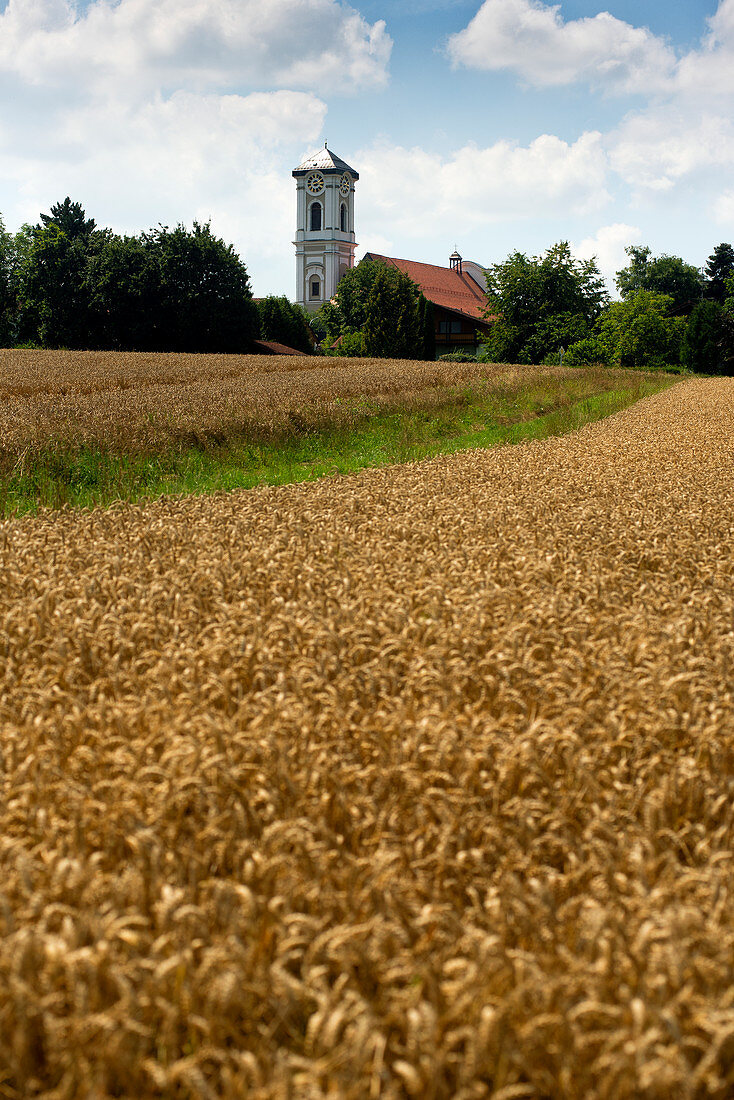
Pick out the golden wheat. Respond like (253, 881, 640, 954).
(0, 348, 652, 459)
(0, 376, 732, 1098)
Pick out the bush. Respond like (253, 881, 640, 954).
(326, 330, 365, 357)
(563, 337, 608, 366)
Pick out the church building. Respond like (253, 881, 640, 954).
(293, 146, 492, 355)
(292, 145, 358, 312)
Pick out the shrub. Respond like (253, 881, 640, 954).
(438, 351, 477, 363)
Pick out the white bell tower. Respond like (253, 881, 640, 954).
(293, 144, 359, 313)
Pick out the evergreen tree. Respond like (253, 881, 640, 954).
(704, 243, 734, 304)
(40, 197, 96, 241)
(419, 295, 436, 360)
(362, 263, 422, 359)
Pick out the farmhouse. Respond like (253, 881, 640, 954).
(361, 251, 491, 356)
(293, 146, 492, 355)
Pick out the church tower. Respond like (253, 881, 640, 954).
(293, 145, 359, 312)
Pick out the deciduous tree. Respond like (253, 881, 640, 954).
(593, 290, 685, 370)
(140, 221, 258, 353)
(682, 299, 726, 374)
(482, 242, 608, 364)
(616, 246, 703, 317)
(362, 263, 423, 359)
(315, 260, 426, 359)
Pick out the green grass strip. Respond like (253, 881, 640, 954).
(0, 377, 674, 515)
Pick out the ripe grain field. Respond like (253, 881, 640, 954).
(1, 378, 733, 1098)
(0, 348, 613, 455)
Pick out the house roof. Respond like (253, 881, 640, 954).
(293, 146, 359, 178)
(361, 253, 490, 323)
(251, 339, 305, 357)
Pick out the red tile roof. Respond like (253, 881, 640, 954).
(251, 339, 305, 356)
(362, 253, 490, 323)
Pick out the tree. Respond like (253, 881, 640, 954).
(704, 243, 734, 304)
(681, 300, 726, 374)
(257, 296, 313, 352)
(310, 301, 345, 350)
(482, 242, 608, 364)
(361, 263, 423, 359)
(315, 260, 425, 359)
(720, 275, 734, 375)
(141, 221, 259, 352)
(616, 246, 703, 317)
(40, 197, 96, 241)
(419, 295, 436, 361)
(18, 222, 92, 347)
(332, 262, 385, 332)
(85, 233, 161, 350)
(592, 289, 685, 370)
(0, 215, 12, 345)
(9, 199, 100, 347)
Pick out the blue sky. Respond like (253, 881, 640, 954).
(1, 0, 732, 297)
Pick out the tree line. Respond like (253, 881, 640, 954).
(481, 241, 734, 374)
(1, 197, 732, 372)
(0, 198, 312, 355)
(0, 199, 433, 360)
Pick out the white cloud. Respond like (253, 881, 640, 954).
(572, 222, 641, 293)
(714, 190, 734, 224)
(674, 0, 734, 97)
(357, 132, 610, 249)
(608, 109, 734, 190)
(0, 0, 388, 297)
(0, 0, 392, 97)
(447, 0, 676, 94)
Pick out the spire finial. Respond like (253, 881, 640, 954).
(325, 140, 328, 148)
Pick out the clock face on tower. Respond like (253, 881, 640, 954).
(306, 172, 324, 195)
(339, 173, 351, 196)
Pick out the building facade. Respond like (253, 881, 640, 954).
(292, 145, 359, 313)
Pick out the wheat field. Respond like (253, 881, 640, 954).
(0, 348, 656, 459)
(0, 377, 732, 1098)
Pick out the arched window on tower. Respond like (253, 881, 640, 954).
(310, 202, 322, 231)
(309, 276, 321, 301)
(340, 203, 347, 232)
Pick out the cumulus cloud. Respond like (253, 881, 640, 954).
(0, 0, 388, 294)
(572, 223, 641, 293)
(357, 132, 610, 247)
(0, 0, 392, 97)
(675, 0, 734, 97)
(447, 0, 734, 197)
(608, 110, 734, 190)
(447, 0, 676, 94)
